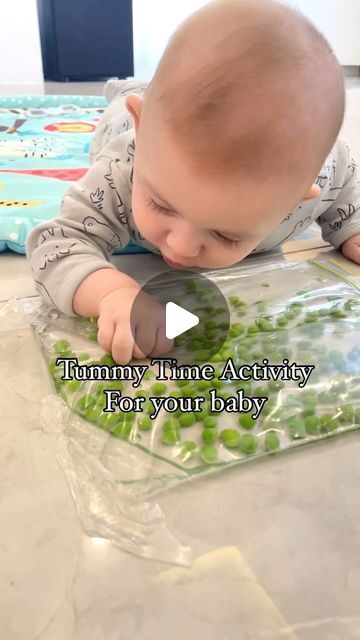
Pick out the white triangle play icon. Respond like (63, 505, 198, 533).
(165, 302, 199, 340)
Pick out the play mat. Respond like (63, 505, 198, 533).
(0, 94, 324, 255)
(0, 94, 147, 254)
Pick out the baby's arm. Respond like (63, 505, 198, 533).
(26, 154, 171, 362)
(316, 141, 360, 263)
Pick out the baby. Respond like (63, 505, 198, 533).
(27, 0, 360, 364)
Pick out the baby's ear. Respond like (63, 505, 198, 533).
(302, 183, 321, 201)
(125, 94, 143, 134)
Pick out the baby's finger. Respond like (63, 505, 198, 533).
(151, 325, 174, 357)
(97, 317, 116, 354)
(132, 322, 158, 359)
(111, 322, 135, 364)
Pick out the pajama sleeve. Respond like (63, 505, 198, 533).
(26, 153, 131, 316)
(316, 141, 360, 249)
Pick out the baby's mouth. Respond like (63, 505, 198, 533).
(162, 254, 187, 268)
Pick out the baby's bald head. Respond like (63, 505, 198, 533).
(142, 0, 344, 193)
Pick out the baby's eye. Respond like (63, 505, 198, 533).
(146, 197, 174, 216)
(212, 231, 241, 248)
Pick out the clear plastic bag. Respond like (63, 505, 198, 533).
(21, 257, 360, 563)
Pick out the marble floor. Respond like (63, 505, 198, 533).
(1, 73, 360, 639)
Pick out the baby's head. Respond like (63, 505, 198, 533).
(126, 0, 345, 268)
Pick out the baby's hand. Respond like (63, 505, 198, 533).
(97, 287, 173, 364)
(341, 234, 360, 265)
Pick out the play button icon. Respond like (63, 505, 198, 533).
(130, 269, 230, 366)
(165, 302, 199, 339)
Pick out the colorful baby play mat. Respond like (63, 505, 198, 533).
(0, 94, 147, 254)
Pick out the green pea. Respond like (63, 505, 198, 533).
(162, 430, 180, 445)
(175, 379, 189, 388)
(197, 407, 211, 421)
(87, 330, 98, 342)
(247, 324, 260, 335)
(99, 412, 121, 431)
(100, 353, 115, 366)
(229, 296, 247, 307)
(268, 380, 285, 392)
(229, 322, 246, 337)
(194, 379, 211, 391)
(320, 413, 340, 433)
(143, 369, 154, 380)
(305, 311, 319, 323)
(202, 428, 218, 443)
(289, 302, 303, 312)
(236, 381, 252, 395)
(212, 378, 225, 390)
(96, 380, 123, 393)
(135, 389, 148, 399)
(330, 309, 347, 318)
(76, 394, 96, 413)
(65, 379, 82, 392)
(205, 320, 217, 330)
(288, 417, 306, 440)
(200, 444, 218, 464)
(143, 400, 154, 414)
(78, 352, 90, 361)
(220, 429, 241, 448)
(211, 354, 223, 363)
(305, 415, 320, 435)
(179, 413, 197, 428)
(302, 406, 316, 418)
(256, 318, 275, 332)
(261, 282, 270, 288)
(239, 434, 258, 454)
(261, 399, 277, 416)
(180, 385, 196, 397)
(186, 279, 198, 292)
(203, 416, 217, 429)
(151, 382, 167, 395)
(112, 422, 133, 439)
(194, 349, 210, 361)
(163, 417, 180, 431)
(253, 386, 268, 398)
(180, 441, 197, 460)
(137, 416, 153, 431)
(123, 411, 136, 423)
(285, 310, 296, 320)
(265, 431, 280, 452)
(338, 405, 354, 423)
(345, 299, 360, 312)
(277, 317, 289, 327)
(239, 413, 257, 430)
(205, 330, 217, 340)
(85, 405, 104, 423)
(54, 339, 70, 354)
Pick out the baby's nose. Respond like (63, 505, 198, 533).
(166, 229, 201, 258)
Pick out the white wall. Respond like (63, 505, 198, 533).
(0, 0, 43, 85)
(282, 0, 360, 65)
(133, 0, 208, 80)
(133, 0, 360, 80)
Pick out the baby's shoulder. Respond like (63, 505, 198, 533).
(97, 128, 136, 165)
